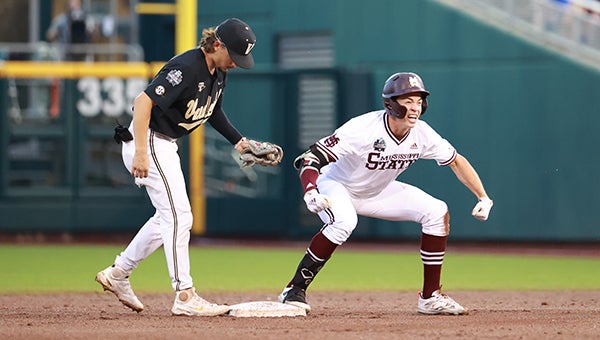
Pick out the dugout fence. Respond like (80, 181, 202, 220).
(3, 0, 600, 243)
(0, 60, 372, 240)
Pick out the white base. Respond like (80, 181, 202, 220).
(228, 301, 307, 317)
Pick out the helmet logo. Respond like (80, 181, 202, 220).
(244, 42, 255, 55)
(408, 76, 420, 88)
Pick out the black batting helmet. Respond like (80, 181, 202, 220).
(382, 72, 430, 118)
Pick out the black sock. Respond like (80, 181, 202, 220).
(289, 252, 327, 290)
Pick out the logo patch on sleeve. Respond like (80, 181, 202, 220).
(155, 85, 165, 96)
(323, 133, 340, 148)
(373, 137, 386, 152)
(166, 69, 183, 86)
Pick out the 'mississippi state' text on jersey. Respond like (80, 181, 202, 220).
(317, 110, 457, 198)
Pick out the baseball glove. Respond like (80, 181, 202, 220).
(239, 139, 284, 168)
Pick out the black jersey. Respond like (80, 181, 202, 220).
(144, 48, 227, 139)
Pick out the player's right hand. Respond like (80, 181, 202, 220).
(131, 152, 150, 178)
(472, 197, 493, 221)
(303, 189, 332, 213)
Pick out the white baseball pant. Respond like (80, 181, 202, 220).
(113, 128, 194, 292)
(316, 177, 449, 245)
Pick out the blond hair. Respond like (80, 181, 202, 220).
(199, 27, 218, 53)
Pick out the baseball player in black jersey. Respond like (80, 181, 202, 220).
(96, 18, 270, 316)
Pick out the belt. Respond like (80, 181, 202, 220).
(151, 130, 178, 143)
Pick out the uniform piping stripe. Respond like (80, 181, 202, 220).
(319, 211, 335, 241)
(324, 208, 334, 224)
(421, 255, 445, 260)
(439, 149, 457, 166)
(150, 131, 181, 291)
(422, 260, 444, 265)
(315, 142, 338, 162)
(421, 249, 445, 265)
(420, 250, 445, 256)
(306, 248, 326, 263)
(383, 113, 410, 145)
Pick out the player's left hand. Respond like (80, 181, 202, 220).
(472, 197, 493, 221)
(237, 138, 283, 168)
(303, 189, 332, 213)
(131, 151, 150, 178)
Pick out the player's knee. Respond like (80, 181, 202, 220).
(178, 210, 193, 230)
(421, 200, 449, 237)
(322, 214, 358, 245)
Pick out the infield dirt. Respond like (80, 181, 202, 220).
(2, 236, 599, 339)
(1, 290, 599, 339)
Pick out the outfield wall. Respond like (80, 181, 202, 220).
(1, 0, 599, 242)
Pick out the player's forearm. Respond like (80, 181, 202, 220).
(207, 108, 243, 145)
(300, 167, 319, 193)
(295, 144, 333, 193)
(450, 154, 489, 199)
(132, 92, 152, 153)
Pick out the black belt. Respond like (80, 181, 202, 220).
(151, 130, 178, 143)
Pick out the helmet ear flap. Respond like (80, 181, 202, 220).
(383, 97, 407, 118)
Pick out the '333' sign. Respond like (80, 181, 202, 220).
(76, 77, 148, 117)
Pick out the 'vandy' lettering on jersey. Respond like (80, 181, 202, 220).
(145, 48, 227, 138)
(365, 152, 419, 170)
(179, 89, 223, 131)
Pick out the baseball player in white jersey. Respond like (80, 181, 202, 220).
(95, 18, 269, 316)
(278, 72, 494, 315)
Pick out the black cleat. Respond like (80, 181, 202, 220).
(278, 286, 311, 312)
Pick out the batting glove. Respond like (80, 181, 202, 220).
(303, 189, 332, 213)
(471, 197, 493, 221)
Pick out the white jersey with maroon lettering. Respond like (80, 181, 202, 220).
(317, 110, 457, 199)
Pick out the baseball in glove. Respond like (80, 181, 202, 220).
(239, 139, 284, 168)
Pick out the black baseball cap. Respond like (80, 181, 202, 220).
(215, 18, 256, 69)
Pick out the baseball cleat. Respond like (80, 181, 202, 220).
(95, 265, 144, 313)
(278, 286, 311, 313)
(417, 289, 468, 315)
(171, 288, 230, 316)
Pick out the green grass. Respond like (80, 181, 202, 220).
(0, 245, 598, 294)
